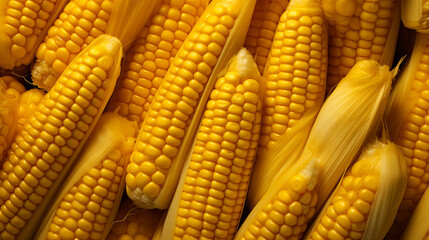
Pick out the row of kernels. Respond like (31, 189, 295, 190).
(5, 0, 57, 58)
(47, 148, 123, 240)
(126, 3, 239, 199)
(35, 0, 113, 75)
(244, 0, 288, 74)
(309, 158, 378, 240)
(0, 44, 114, 239)
(327, 0, 397, 88)
(260, 8, 326, 150)
(242, 174, 318, 239)
(395, 41, 429, 224)
(112, 0, 206, 126)
(174, 75, 260, 239)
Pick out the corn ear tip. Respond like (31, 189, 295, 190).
(31, 59, 57, 91)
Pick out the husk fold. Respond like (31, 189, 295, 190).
(303, 135, 408, 240)
(34, 112, 138, 240)
(235, 59, 393, 239)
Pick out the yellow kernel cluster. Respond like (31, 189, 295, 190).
(126, 4, 239, 201)
(15, 89, 45, 133)
(4, 0, 59, 59)
(0, 43, 115, 239)
(259, 8, 327, 151)
(110, 0, 207, 127)
(309, 159, 379, 240)
(244, 0, 289, 74)
(46, 148, 125, 240)
(107, 199, 164, 240)
(324, 0, 398, 91)
(34, 0, 113, 87)
(0, 76, 25, 162)
(174, 72, 261, 239)
(389, 41, 429, 236)
(240, 174, 318, 239)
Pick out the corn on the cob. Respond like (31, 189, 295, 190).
(243, 0, 289, 75)
(126, 0, 257, 210)
(162, 48, 261, 239)
(16, 88, 45, 133)
(107, 197, 165, 240)
(322, 0, 400, 93)
(31, 0, 160, 91)
(35, 112, 137, 240)
(234, 60, 393, 240)
(0, 76, 25, 162)
(304, 138, 407, 240)
(108, 0, 209, 127)
(385, 32, 429, 238)
(247, 0, 328, 208)
(0, 0, 68, 69)
(0, 34, 122, 240)
(402, 0, 429, 33)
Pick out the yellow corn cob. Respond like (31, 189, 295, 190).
(402, 184, 429, 240)
(243, 0, 289, 75)
(0, 0, 68, 69)
(0, 76, 25, 162)
(126, 0, 257, 210)
(322, 0, 400, 93)
(107, 198, 165, 240)
(35, 112, 137, 240)
(15, 88, 45, 133)
(0, 34, 123, 240)
(234, 60, 393, 240)
(31, 0, 160, 91)
(108, 0, 209, 127)
(162, 48, 261, 239)
(402, 0, 429, 33)
(385, 32, 429, 238)
(304, 138, 407, 240)
(247, 0, 328, 207)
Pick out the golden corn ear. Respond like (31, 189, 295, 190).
(402, 0, 429, 33)
(126, 0, 256, 210)
(402, 185, 429, 240)
(385, 32, 429, 238)
(162, 48, 261, 239)
(107, 198, 165, 240)
(247, 0, 328, 207)
(235, 158, 321, 240)
(304, 139, 407, 240)
(0, 76, 25, 162)
(108, 0, 209, 127)
(235, 60, 393, 240)
(243, 0, 289, 75)
(16, 88, 45, 133)
(0, 34, 122, 240)
(35, 112, 137, 240)
(0, 0, 68, 69)
(322, 0, 400, 93)
(31, 0, 160, 91)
